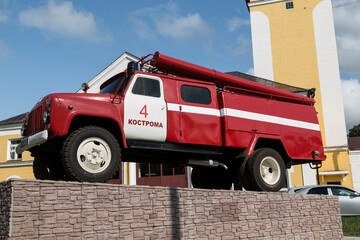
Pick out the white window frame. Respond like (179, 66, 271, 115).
(7, 138, 22, 161)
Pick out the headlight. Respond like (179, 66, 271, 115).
(46, 101, 50, 108)
(43, 97, 51, 124)
(43, 111, 50, 124)
(46, 98, 51, 109)
(21, 124, 26, 136)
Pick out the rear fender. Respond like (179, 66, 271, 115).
(245, 134, 290, 164)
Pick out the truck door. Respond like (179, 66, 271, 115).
(176, 82, 221, 146)
(124, 74, 167, 142)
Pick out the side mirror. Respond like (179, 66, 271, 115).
(127, 61, 136, 76)
(354, 192, 360, 197)
(127, 61, 142, 76)
(81, 83, 90, 93)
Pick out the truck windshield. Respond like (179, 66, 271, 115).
(99, 74, 124, 94)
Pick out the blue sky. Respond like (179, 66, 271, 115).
(0, 0, 360, 131)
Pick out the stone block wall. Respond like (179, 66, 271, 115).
(0, 179, 343, 239)
(0, 181, 12, 239)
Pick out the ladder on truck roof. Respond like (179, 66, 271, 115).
(226, 71, 311, 96)
(138, 52, 316, 105)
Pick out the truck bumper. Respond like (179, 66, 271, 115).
(16, 130, 48, 154)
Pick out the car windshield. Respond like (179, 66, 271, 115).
(99, 74, 124, 94)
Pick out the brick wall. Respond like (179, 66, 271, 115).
(0, 181, 11, 239)
(0, 179, 343, 239)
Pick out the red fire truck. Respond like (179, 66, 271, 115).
(16, 52, 325, 191)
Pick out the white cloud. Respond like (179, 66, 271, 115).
(127, 15, 151, 40)
(18, 0, 105, 42)
(333, 3, 360, 74)
(224, 17, 251, 57)
(341, 78, 360, 130)
(156, 13, 212, 40)
(226, 17, 249, 32)
(0, 40, 10, 60)
(128, 2, 213, 42)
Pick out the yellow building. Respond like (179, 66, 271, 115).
(246, 0, 352, 187)
(0, 113, 35, 181)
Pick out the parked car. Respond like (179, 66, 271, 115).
(288, 185, 360, 216)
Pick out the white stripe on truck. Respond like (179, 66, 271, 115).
(167, 103, 320, 131)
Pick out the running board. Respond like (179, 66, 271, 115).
(126, 140, 222, 156)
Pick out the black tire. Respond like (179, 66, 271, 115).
(191, 166, 232, 190)
(33, 153, 66, 180)
(237, 157, 257, 191)
(62, 126, 121, 182)
(233, 158, 252, 191)
(245, 148, 286, 191)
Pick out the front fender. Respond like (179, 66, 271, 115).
(50, 98, 127, 148)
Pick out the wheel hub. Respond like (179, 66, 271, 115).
(86, 146, 104, 165)
(77, 137, 111, 174)
(260, 156, 280, 185)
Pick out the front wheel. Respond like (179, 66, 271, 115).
(245, 148, 285, 192)
(62, 126, 121, 182)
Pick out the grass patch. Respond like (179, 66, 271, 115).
(342, 216, 360, 236)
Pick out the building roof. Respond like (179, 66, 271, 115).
(348, 137, 360, 150)
(0, 113, 27, 126)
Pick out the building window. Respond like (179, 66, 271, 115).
(138, 163, 185, 178)
(327, 181, 341, 185)
(8, 139, 22, 161)
(286, 2, 294, 9)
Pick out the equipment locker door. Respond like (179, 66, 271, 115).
(124, 74, 167, 142)
(176, 81, 221, 146)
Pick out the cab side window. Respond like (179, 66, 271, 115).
(180, 85, 211, 104)
(132, 77, 160, 97)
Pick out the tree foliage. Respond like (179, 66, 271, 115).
(349, 123, 360, 137)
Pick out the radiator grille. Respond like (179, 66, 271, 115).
(27, 105, 44, 135)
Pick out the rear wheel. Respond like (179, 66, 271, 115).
(62, 126, 121, 182)
(244, 148, 285, 192)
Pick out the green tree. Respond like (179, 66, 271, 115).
(349, 124, 360, 137)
